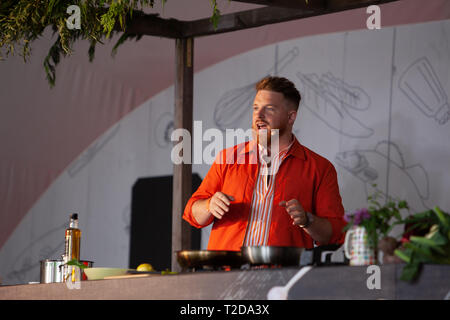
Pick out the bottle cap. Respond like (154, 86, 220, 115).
(71, 213, 78, 220)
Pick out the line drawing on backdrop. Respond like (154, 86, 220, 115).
(5, 223, 67, 284)
(296, 71, 374, 138)
(154, 112, 174, 148)
(67, 124, 121, 177)
(335, 140, 430, 213)
(213, 47, 300, 131)
(399, 57, 450, 125)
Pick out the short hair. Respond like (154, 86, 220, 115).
(255, 76, 301, 110)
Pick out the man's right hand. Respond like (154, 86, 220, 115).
(208, 192, 235, 219)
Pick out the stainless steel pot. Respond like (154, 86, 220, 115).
(40, 259, 65, 283)
(241, 246, 304, 266)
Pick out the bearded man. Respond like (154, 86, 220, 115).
(183, 76, 346, 250)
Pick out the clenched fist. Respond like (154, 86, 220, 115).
(279, 199, 308, 226)
(208, 192, 235, 219)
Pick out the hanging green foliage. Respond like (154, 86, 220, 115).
(0, 0, 216, 87)
(0, 0, 314, 87)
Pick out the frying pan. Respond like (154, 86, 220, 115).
(176, 250, 244, 269)
(177, 246, 305, 269)
(241, 246, 304, 266)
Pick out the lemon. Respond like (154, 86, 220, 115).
(136, 263, 154, 272)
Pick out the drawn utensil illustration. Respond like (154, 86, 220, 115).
(213, 47, 300, 131)
(297, 72, 374, 138)
(154, 112, 174, 148)
(320, 72, 371, 111)
(399, 57, 450, 125)
(67, 124, 121, 177)
(335, 141, 430, 212)
(267, 266, 313, 300)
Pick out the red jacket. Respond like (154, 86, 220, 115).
(183, 137, 346, 251)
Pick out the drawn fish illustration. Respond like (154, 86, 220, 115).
(335, 141, 430, 212)
(297, 72, 374, 138)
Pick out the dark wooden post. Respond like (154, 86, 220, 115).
(172, 37, 194, 272)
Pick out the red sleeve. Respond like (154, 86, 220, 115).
(183, 152, 224, 228)
(314, 163, 346, 245)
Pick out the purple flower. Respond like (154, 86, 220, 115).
(360, 208, 371, 220)
(344, 212, 353, 223)
(353, 208, 370, 225)
(345, 208, 371, 226)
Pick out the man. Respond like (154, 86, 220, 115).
(183, 76, 346, 251)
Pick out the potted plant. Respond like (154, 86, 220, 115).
(342, 187, 450, 281)
(393, 206, 450, 281)
(343, 188, 408, 265)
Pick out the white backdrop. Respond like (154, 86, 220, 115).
(1, 9, 450, 285)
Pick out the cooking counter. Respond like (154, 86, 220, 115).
(0, 264, 449, 300)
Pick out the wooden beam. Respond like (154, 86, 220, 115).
(232, 0, 396, 10)
(182, 5, 323, 38)
(183, 0, 397, 38)
(171, 37, 194, 272)
(231, 0, 324, 10)
(122, 0, 398, 39)
(326, 0, 397, 10)
(124, 12, 183, 38)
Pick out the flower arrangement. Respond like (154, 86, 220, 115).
(343, 188, 409, 254)
(342, 186, 450, 281)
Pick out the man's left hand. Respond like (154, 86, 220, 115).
(279, 199, 308, 226)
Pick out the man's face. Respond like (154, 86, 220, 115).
(252, 90, 296, 145)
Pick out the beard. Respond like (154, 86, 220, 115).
(252, 121, 287, 154)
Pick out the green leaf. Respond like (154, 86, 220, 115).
(410, 236, 437, 247)
(43, 36, 63, 88)
(408, 210, 434, 222)
(394, 249, 410, 263)
(66, 259, 88, 269)
(111, 32, 129, 57)
(428, 230, 448, 246)
(403, 242, 430, 259)
(161, 268, 177, 275)
(393, 209, 402, 221)
(400, 261, 421, 282)
(88, 40, 96, 62)
(398, 200, 408, 209)
(369, 200, 381, 208)
(433, 206, 449, 229)
(209, 0, 220, 30)
(409, 236, 446, 255)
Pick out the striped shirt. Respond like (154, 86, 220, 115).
(243, 140, 293, 246)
